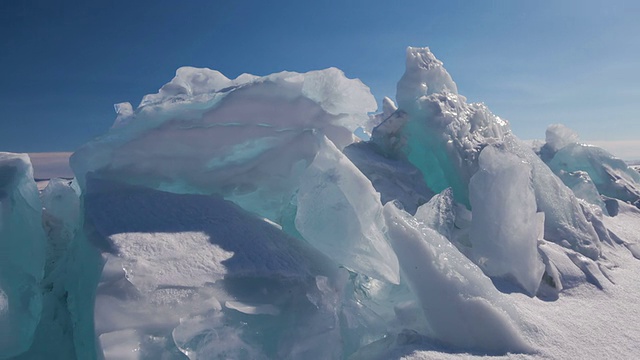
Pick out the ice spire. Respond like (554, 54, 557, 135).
(396, 47, 458, 110)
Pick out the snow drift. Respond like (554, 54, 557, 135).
(2, 47, 640, 359)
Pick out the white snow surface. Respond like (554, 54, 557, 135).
(394, 241, 640, 359)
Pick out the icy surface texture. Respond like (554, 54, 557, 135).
(387, 47, 602, 261)
(15, 47, 640, 359)
(413, 188, 456, 239)
(17, 178, 101, 360)
(502, 136, 602, 259)
(542, 124, 580, 158)
(345, 101, 435, 214)
(295, 136, 399, 284)
(469, 146, 545, 295)
(344, 141, 433, 214)
(84, 178, 377, 359)
(603, 199, 640, 259)
(396, 47, 458, 110)
(71, 66, 376, 225)
(395, 48, 511, 205)
(554, 170, 609, 213)
(550, 148, 640, 207)
(0, 153, 45, 358)
(41, 178, 81, 273)
(383, 202, 531, 354)
(540, 124, 640, 207)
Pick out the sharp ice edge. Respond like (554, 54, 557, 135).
(3, 47, 640, 359)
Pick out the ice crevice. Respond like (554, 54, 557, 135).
(2, 46, 640, 359)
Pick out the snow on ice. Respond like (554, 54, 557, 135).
(2, 47, 640, 359)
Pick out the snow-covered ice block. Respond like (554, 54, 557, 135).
(603, 199, 640, 259)
(542, 124, 580, 156)
(539, 124, 640, 207)
(555, 170, 609, 214)
(296, 136, 400, 284)
(71, 67, 376, 225)
(0, 153, 46, 358)
(85, 178, 352, 358)
(396, 46, 458, 111)
(548, 143, 640, 206)
(387, 47, 602, 260)
(469, 146, 545, 296)
(393, 48, 512, 205)
(344, 141, 433, 215)
(502, 136, 603, 259)
(413, 187, 455, 239)
(382, 202, 531, 354)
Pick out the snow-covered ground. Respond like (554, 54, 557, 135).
(400, 204, 640, 359)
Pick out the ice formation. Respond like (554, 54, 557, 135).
(540, 124, 640, 208)
(0, 154, 45, 358)
(468, 146, 545, 296)
(383, 202, 532, 353)
(3, 47, 640, 359)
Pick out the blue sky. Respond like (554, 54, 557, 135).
(1, 0, 639, 157)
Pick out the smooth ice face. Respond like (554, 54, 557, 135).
(469, 146, 545, 296)
(383, 202, 531, 354)
(296, 136, 400, 284)
(498, 136, 602, 260)
(0, 153, 46, 358)
(71, 67, 376, 223)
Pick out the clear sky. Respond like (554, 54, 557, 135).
(1, 0, 639, 158)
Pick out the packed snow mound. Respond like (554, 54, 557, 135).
(85, 178, 355, 359)
(0, 153, 45, 358)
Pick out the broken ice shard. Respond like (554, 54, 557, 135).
(469, 146, 545, 296)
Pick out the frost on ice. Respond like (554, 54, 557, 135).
(4, 47, 640, 359)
